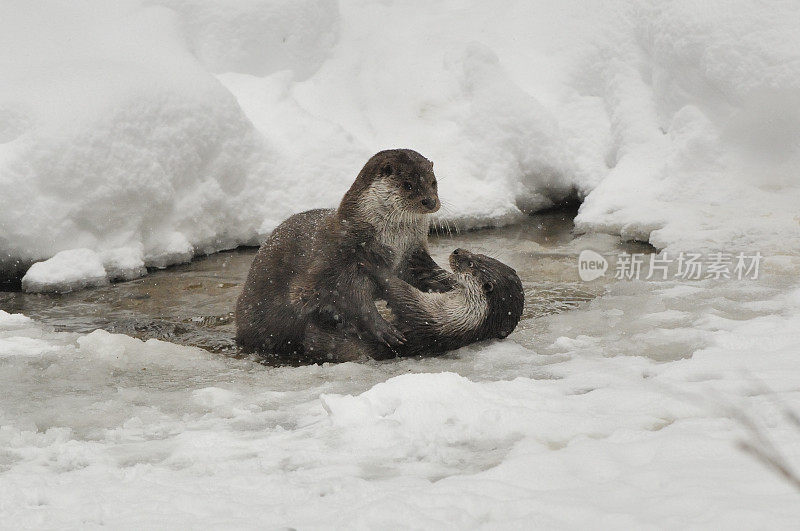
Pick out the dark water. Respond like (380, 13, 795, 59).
(0, 210, 653, 357)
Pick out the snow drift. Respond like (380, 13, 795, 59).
(2, 0, 799, 291)
(0, 0, 276, 286)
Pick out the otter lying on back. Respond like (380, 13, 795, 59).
(365, 248, 525, 357)
(235, 149, 456, 362)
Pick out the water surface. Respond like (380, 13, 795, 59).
(0, 209, 653, 359)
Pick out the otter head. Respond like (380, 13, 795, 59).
(341, 149, 440, 220)
(449, 248, 525, 339)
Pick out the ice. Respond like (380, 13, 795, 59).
(2, 270, 800, 526)
(22, 246, 147, 292)
(0, 310, 33, 330)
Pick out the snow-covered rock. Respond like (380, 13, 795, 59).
(21, 249, 108, 293)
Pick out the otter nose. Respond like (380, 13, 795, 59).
(453, 248, 465, 255)
(421, 197, 437, 209)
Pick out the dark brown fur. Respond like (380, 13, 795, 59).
(235, 149, 455, 362)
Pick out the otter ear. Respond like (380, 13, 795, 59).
(482, 281, 494, 293)
(380, 163, 393, 177)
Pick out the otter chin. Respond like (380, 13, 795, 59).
(448, 248, 475, 273)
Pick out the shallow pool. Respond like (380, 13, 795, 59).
(0, 209, 653, 360)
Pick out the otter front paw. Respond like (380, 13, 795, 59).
(368, 318, 406, 347)
(424, 274, 458, 293)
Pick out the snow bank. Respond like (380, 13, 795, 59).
(101, 245, 148, 282)
(2, 270, 800, 527)
(572, 1, 800, 253)
(0, 0, 276, 283)
(2, 0, 799, 290)
(156, 0, 339, 78)
(220, 0, 800, 253)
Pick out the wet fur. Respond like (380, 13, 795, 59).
(235, 149, 456, 362)
(366, 250, 525, 358)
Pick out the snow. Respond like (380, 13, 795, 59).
(5, 0, 797, 289)
(21, 249, 108, 293)
(21, 246, 148, 292)
(157, 0, 339, 79)
(2, 272, 800, 527)
(2, 0, 800, 526)
(101, 245, 147, 282)
(571, 1, 800, 254)
(0, 0, 273, 283)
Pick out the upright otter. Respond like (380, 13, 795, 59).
(235, 149, 455, 361)
(364, 248, 525, 358)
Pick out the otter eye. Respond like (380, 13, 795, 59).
(403, 182, 413, 191)
(381, 164, 393, 176)
(482, 281, 494, 293)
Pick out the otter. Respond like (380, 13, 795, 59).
(363, 248, 525, 358)
(235, 149, 456, 362)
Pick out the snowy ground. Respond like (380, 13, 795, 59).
(2, 262, 800, 528)
(2, 0, 800, 528)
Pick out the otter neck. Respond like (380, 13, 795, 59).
(338, 181, 429, 263)
(430, 274, 488, 336)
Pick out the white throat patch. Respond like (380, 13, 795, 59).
(359, 181, 428, 264)
(427, 273, 488, 335)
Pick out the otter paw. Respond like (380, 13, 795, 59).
(371, 319, 406, 347)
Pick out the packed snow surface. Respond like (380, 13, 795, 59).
(2, 264, 800, 527)
(2, 0, 799, 289)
